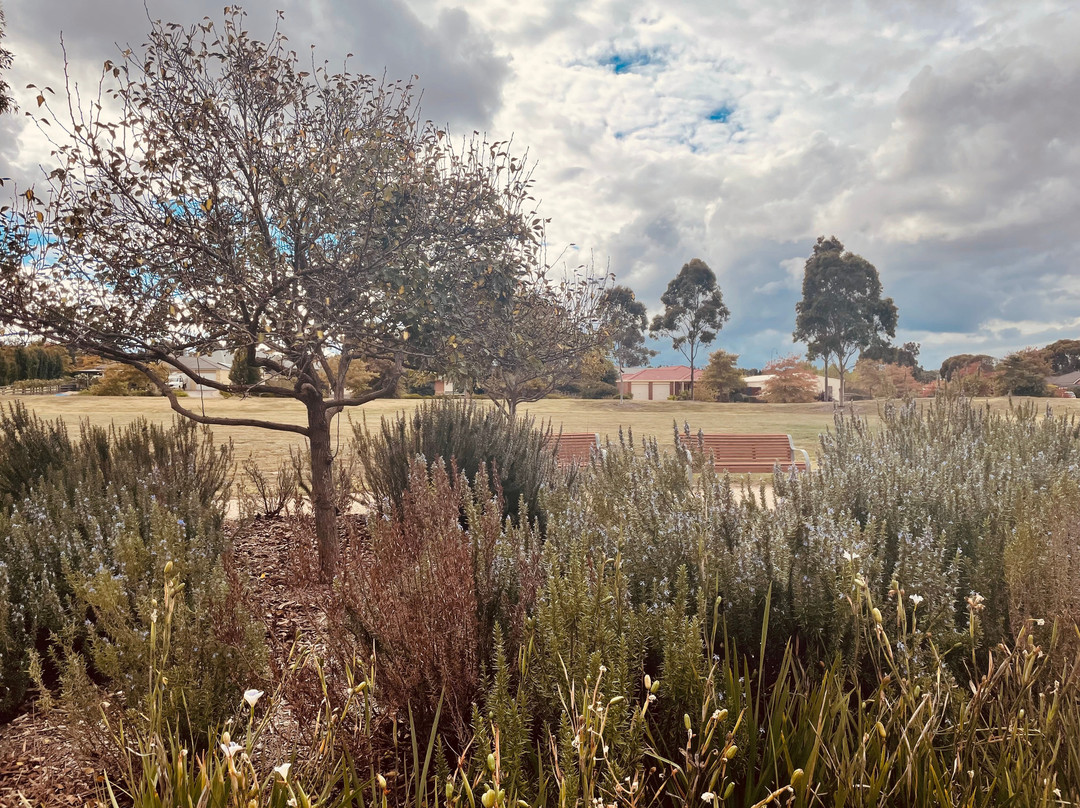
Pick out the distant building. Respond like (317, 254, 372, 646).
(169, 350, 233, 392)
(618, 366, 696, 400)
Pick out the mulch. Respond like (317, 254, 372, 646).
(0, 514, 357, 808)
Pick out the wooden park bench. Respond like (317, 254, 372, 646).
(678, 433, 810, 474)
(548, 432, 604, 469)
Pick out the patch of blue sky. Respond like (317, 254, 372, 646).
(707, 105, 735, 123)
(599, 47, 664, 75)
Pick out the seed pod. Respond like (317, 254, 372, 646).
(723, 783, 734, 800)
(487, 753, 496, 772)
(791, 768, 804, 789)
(872, 607, 883, 625)
(875, 721, 886, 740)
(684, 714, 692, 731)
(481, 789, 497, 808)
(725, 745, 738, 760)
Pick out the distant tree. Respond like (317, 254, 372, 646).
(851, 358, 920, 399)
(0, 7, 13, 116)
(862, 339, 920, 368)
(793, 236, 898, 403)
(1041, 339, 1080, 375)
(940, 354, 996, 382)
(761, 355, 818, 403)
(88, 364, 168, 396)
(465, 264, 607, 418)
(229, 348, 261, 387)
(557, 348, 619, 399)
(600, 285, 656, 400)
(997, 349, 1050, 397)
(698, 349, 744, 402)
(650, 258, 730, 399)
(0, 10, 540, 579)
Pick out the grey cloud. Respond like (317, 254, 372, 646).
(5, 0, 508, 130)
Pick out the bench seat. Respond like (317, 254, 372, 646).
(547, 432, 603, 468)
(678, 433, 809, 473)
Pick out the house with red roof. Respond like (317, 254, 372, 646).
(618, 365, 697, 400)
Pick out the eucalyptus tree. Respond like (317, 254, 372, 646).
(793, 236, 897, 404)
(649, 258, 729, 399)
(0, 10, 542, 578)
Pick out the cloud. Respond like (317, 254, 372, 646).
(4, 0, 1079, 370)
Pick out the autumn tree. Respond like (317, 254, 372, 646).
(793, 237, 898, 404)
(698, 349, 744, 401)
(600, 285, 655, 400)
(761, 355, 818, 403)
(996, 349, 1050, 397)
(650, 258, 729, 398)
(0, 11, 541, 578)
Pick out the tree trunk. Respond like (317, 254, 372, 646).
(307, 402, 338, 581)
(823, 357, 830, 403)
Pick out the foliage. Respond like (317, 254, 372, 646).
(600, 285, 656, 396)
(229, 348, 261, 387)
(761, 355, 818, 403)
(939, 353, 995, 381)
(87, 363, 168, 396)
(353, 397, 558, 527)
(4, 8, 543, 578)
(0, 343, 69, 385)
(0, 403, 263, 736)
(556, 348, 619, 399)
(52, 395, 1080, 805)
(1042, 338, 1080, 375)
(793, 236, 898, 403)
(336, 461, 541, 740)
(650, 258, 730, 398)
(698, 349, 744, 401)
(996, 348, 1050, 396)
(461, 262, 609, 418)
(849, 358, 921, 399)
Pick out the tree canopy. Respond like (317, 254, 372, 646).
(1042, 339, 1080, 375)
(0, 10, 543, 578)
(698, 349, 744, 401)
(997, 349, 1050, 397)
(793, 236, 897, 403)
(650, 258, 729, 398)
(761, 355, 818, 403)
(459, 262, 608, 418)
(600, 285, 655, 399)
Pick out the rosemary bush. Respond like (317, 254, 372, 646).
(352, 397, 557, 525)
(0, 404, 264, 736)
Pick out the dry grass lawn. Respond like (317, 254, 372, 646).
(3, 392, 1075, 474)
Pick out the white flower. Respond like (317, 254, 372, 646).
(243, 688, 264, 709)
(701, 792, 716, 802)
(1035, 618, 1046, 626)
(909, 594, 924, 607)
(220, 741, 243, 759)
(273, 763, 291, 781)
(842, 551, 857, 562)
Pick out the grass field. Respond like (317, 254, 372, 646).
(3, 392, 1075, 473)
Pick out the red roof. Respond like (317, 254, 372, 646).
(622, 365, 696, 382)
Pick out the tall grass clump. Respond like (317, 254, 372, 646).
(353, 397, 557, 525)
(0, 402, 264, 739)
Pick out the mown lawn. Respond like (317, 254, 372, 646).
(4, 391, 1073, 472)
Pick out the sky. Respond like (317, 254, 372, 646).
(2, 0, 1079, 371)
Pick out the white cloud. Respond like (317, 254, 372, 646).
(4, 0, 1079, 369)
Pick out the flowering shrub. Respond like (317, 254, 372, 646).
(0, 405, 264, 737)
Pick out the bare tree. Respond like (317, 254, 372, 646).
(0, 10, 541, 578)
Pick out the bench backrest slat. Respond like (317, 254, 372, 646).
(678, 433, 807, 471)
